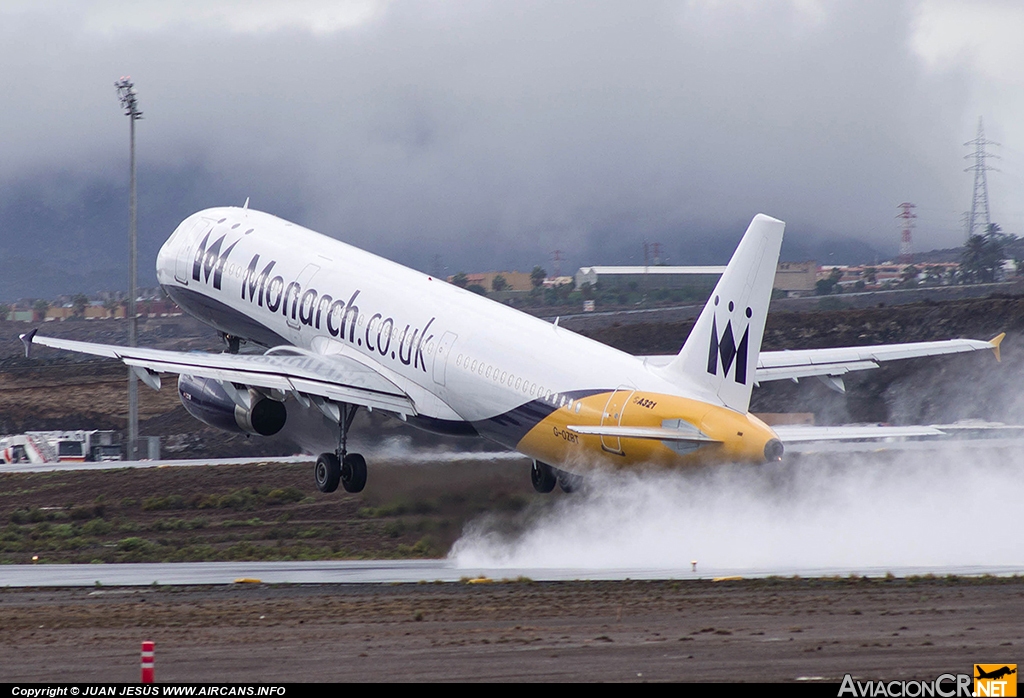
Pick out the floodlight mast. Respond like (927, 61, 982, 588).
(116, 77, 143, 460)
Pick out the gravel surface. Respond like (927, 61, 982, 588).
(1, 578, 1021, 682)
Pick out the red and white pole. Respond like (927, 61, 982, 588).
(141, 641, 155, 683)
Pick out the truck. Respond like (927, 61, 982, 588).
(0, 430, 122, 464)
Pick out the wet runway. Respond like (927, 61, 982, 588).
(5, 436, 1022, 473)
(3, 443, 1022, 588)
(0, 450, 522, 474)
(3, 559, 1023, 587)
(0, 454, 311, 474)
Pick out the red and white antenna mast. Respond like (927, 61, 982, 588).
(550, 249, 563, 278)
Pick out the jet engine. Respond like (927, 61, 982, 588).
(177, 375, 287, 436)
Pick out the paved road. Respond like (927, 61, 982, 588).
(552, 280, 1024, 331)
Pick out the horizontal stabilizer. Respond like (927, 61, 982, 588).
(567, 424, 719, 443)
(930, 421, 1024, 433)
(773, 424, 945, 443)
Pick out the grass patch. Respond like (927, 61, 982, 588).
(0, 459, 532, 563)
(140, 486, 308, 513)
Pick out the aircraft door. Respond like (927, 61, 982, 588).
(432, 331, 458, 386)
(285, 264, 321, 344)
(599, 386, 635, 455)
(174, 219, 215, 285)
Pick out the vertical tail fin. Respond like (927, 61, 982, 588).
(662, 214, 784, 413)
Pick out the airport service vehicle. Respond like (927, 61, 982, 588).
(0, 430, 121, 464)
(21, 208, 1003, 493)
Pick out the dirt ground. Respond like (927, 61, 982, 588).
(0, 459, 538, 564)
(1, 578, 1021, 682)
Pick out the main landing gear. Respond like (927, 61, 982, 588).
(531, 461, 557, 493)
(315, 452, 367, 493)
(531, 461, 582, 494)
(315, 403, 367, 494)
(557, 470, 583, 494)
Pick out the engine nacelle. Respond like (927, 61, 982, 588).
(178, 375, 287, 436)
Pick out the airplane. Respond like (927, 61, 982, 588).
(20, 208, 1004, 494)
(975, 666, 1017, 681)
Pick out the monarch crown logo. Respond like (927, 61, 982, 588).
(706, 297, 752, 385)
(192, 232, 239, 290)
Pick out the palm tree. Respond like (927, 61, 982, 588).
(72, 294, 89, 319)
(33, 299, 50, 322)
(530, 266, 547, 289)
(103, 297, 121, 318)
(960, 224, 1009, 284)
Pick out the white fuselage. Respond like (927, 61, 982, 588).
(156, 207, 777, 468)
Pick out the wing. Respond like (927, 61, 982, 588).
(642, 334, 1004, 390)
(19, 330, 416, 416)
(754, 334, 1003, 384)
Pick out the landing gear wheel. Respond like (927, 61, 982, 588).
(342, 453, 367, 493)
(531, 461, 557, 493)
(315, 453, 341, 493)
(557, 470, 582, 494)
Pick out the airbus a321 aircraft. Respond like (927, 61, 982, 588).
(22, 208, 1003, 494)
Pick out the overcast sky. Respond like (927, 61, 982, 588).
(1, 0, 1021, 297)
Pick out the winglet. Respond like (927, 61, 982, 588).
(19, 329, 38, 359)
(990, 332, 1005, 362)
